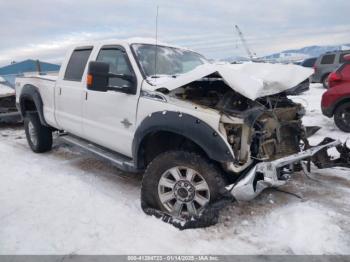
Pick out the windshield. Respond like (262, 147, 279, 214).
(132, 44, 208, 78)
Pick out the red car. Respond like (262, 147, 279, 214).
(321, 54, 350, 132)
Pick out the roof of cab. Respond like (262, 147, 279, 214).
(73, 37, 188, 51)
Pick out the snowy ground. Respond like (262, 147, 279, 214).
(0, 84, 349, 255)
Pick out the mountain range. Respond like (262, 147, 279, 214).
(223, 43, 350, 63)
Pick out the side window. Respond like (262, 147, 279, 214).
(339, 53, 350, 63)
(96, 48, 134, 89)
(64, 48, 93, 81)
(320, 54, 335, 65)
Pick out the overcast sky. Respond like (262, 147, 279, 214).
(0, 0, 349, 66)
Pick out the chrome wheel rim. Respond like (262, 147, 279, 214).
(157, 166, 210, 218)
(28, 121, 38, 146)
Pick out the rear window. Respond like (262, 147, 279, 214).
(302, 58, 316, 67)
(339, 53, 350, 63)
(320, 54, 335, 65)
(64, 47, 93, 81)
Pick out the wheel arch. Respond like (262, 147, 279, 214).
(19, 84, 48, 126)
(331, 96, 350, 116)
(132, 111, 234, 170)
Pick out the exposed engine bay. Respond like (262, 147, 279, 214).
(168, 76, 350, 173)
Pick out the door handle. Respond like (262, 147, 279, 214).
(85, 91, 88, 100)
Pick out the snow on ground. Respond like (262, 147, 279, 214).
(0, 84, 349, 255)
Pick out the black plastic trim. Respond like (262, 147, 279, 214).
(19, 84, 48, 126)
(323, 96, 350, 117)
(132, 111, 234, 168)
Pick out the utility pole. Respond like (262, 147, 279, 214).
(234, 25, 257, 61)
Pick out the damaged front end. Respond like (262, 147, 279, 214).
(229, 139, 344, 201)
(171, 76, 350, 202)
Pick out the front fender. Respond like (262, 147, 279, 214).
(132, 111, 234, 166)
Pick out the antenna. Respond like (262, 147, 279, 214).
(154, 5, 159, 77)
(36, 59, 42, 75)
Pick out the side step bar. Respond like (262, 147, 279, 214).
(59, 134, 139, 173)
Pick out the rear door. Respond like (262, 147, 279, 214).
(82, 45, 140, 157)
(55, 47, 93, 134)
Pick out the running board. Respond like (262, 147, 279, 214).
(59, 134, 139, 173)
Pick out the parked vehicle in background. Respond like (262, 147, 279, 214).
(0, 76, 21, 123)
(301, 57, 317, 68)
(322, 55, 350, 132)
(312, 50, 350, 88)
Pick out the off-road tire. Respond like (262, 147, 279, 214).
(24, 113, 53, 153)
(334, 102, 350, 133)
(141, 151, 226, 219)
(322, 74, 330, 89)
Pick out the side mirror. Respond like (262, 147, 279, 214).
(343, 54, 350, 62)
(87, 61, 136, 94)
(87, 61, 109, 92)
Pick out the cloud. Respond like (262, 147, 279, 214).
(0, 0, 349, 65)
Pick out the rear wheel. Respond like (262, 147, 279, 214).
(141, 151, 225, 220)
(24, 113, 53, 153)
(322, 74, 330, 89)
(334, 102, 350, 133)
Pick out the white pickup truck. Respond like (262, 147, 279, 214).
(15, 38, 349, 227)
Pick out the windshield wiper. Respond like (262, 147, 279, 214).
(149, 74, 179, 79)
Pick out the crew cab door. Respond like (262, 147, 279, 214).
(82, 45, 139, 157)
(55, 47, 93, 134)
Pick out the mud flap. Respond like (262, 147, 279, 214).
(141, 195, 234, 230)
(312, 137, 350, 169)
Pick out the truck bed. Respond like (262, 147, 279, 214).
(15, 74, 58, 127)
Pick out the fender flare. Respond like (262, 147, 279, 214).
(327, 96, 350, 116)
(333, 96, 350, 113)
(132, 111, 234, 167)
(18, 84, 48, 126)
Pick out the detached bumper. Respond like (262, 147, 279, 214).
(228, 140, 341, 201)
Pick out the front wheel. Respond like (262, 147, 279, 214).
(334, 102, 350, 133)
(24, 113, 53, 153)
(141, 151, 226, 220)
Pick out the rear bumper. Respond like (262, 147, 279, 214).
(321, 105, 333, 117)
(227, 140, 341, 201)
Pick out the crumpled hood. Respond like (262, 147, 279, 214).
(144, 62, 313, 100)
(0, 84, 15, 98)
